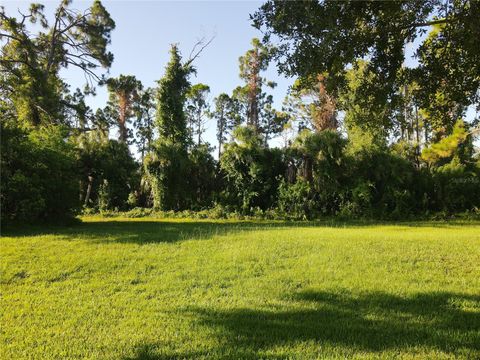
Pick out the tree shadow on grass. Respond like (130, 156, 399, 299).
(1, 220, 295, 244)
(121, 345, 208, 360)
(3, 217, 477, 244)
(158, 290, 478, 359)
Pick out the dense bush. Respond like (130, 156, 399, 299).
(220, 126, 285, 213)
(276, 179, 316, 219)
(1, 124, 78, 222)
(97, 141, 138, 210)
(431, 159, 480, 213)
(77, 138, 138, 211)
(144, 141, 191, 211)
(293, 130, 349, 214)
(3, 124, 478, 223)
(187, 144, 217, 209)
(340, 150, 430, 219)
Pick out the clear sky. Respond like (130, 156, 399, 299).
(4, 0, 294, 153)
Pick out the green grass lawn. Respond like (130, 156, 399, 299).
(1, 217, 479, 359)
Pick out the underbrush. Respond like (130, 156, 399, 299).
(82, 205, 480, 222)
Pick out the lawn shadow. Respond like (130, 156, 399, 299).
(172, 290, 479, 358)
(3, 217, 477, 244)
(122, 345, 207, 360)
(1, 220, 294, 244)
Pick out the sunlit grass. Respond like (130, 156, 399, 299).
(1, 217, 479, 359)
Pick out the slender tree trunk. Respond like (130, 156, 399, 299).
(79, 180, 84, 202)
(414, 105, 421, 167)
(304, 157, 313, 184)
(424, 122, 429, 145)
(119, 122, 128, 143)
(141, 139, 145, 163)
(218, 111, 225, 158)
(118, 93, 129, 143)
(248, 48, 260, 132)
(84, 176, 93, 207)
(198, 120, 201, 146)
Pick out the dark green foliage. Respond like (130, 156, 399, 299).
(144, 141, 190, 211)
(95, 141, 138, 210)
(252, 1, 479, 102)
(431, 160, 480, 213)
(0, 0, 115, 128)
(273, 130, 448, 220)
(146, 45, 198, 211)
(252, 0, 480, 160)
(1, 124, 78, 222)
(341, 150, 429, 219)
(278, 130, 346, 218)
(276, 179, 316, 220)
(282, 130, 349, 216)
(220, 126, 285, 213)
(416, 2, 480, 135)
(155, 45, 192, 147)
(2, 1, 479, 223)
(187, 144, 217, 209)
(77, 137, 138, 211)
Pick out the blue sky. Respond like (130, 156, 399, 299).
(4, 0, 294, 151)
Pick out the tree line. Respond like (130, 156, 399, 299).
(1, 0, 479, 223)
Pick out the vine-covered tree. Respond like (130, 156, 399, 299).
(147, 43, 213, 210)
(155, 44, 193, 147)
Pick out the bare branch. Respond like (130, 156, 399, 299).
(17, 9, 32, 26)
(0, 33, 23, 42)
(65, 59, 101, 81)
(184, 34, 215, 68)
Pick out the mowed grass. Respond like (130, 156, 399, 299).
(1, 217, 480, 359)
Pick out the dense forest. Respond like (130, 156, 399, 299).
(1, 0, 479, 223)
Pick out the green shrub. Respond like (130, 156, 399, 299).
(432, 159, 480, 213)
(220, 127, 285, 213)
(124, 207, 153, 218)
(1, 124, 78, 223)
(77, 138, 138, 211)
(276, 179, 317, 219)
(341, 150, 426, 219)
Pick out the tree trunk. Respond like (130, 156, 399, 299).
(119, 122, 128, 143)
(198, 122, 201, 146)
(303, 157, 313, 184)
(84, 176, 93, 207)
